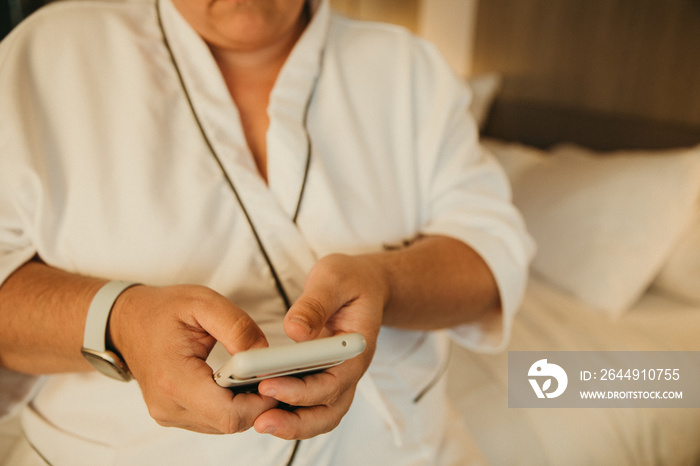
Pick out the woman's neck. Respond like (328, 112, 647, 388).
(208, 4, 310, 181)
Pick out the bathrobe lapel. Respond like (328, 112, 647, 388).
(158, 0, 329, 306)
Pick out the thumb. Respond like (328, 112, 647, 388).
(284, 294, 332, 342)
(285, 254, 362, 342)
(192, 296, 269, 355)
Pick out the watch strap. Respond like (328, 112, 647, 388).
(83, 280, 139, 351)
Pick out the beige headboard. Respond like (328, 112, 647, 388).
(332, 0, 700, 150)
(473, 0, 700, 150)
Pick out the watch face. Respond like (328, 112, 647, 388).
(81, 348, 132, 382)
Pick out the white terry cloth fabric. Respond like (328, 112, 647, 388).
(0, 0, 533, 463)
(0, 370, 42, 422)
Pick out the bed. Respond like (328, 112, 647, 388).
(441, 130, 700, 466)
(446, 275, 700, 465)
(440, 0, 700, 464)
(2, 0, 700, 464)
(443, 83, 700, 465)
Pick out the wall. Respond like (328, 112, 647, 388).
(472, 0, 700, 127)
(330, 0, 419, 32)
(331, 0, 479, 77)
(330, 0, 700, 129)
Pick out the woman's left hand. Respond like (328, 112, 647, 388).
(253, 253, 387, 439)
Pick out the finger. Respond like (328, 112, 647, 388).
(183, 362, 279, 434)
(258, 369, 345, 404)
(253, 390, 354, 440)
(183, 288, 269, 354)
(285, 297, 327, 341)
(166, 389, 277, 434)
(148, 357, 278, 434)
(285, 276, 351, 342)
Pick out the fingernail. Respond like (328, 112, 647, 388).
(262, 425, 276, 435)
(288, 316, 312, 335)
(261, 387, 278, 398)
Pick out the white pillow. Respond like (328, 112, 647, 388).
(466, 73, 502, 129)
(482, 138, 548, 182)
(489, 141, 700, 316)
(653, 210, 700, 304)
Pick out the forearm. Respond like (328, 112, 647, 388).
(372, 235, 501, 330)
(0, 259, 103, 374)
(0, 258, 277, 434)
(286, 234, 502, 341)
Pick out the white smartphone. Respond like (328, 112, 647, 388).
(213, 333, 366, 389)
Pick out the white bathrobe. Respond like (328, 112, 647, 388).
(0, 0, 534, 463)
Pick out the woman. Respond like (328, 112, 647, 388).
(0, 0, 533, 463)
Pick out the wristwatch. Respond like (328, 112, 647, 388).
(81, 280, 139, 382)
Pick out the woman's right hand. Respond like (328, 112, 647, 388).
(108, 284, 278, 434)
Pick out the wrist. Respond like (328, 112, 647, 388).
(107, 284, 142, 368)
(105, 284, 144, 376)
(356, 253, 392, 314)
(81, 280, 139, 381)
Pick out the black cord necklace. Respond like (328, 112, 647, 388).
(155, 1, 319, 463)
(155, 0, 317, 309)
